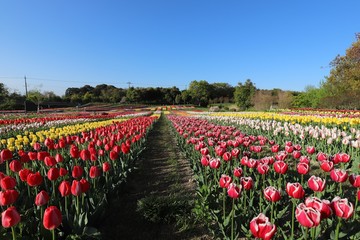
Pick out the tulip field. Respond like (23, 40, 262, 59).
(0, 111, 159, 239)
(1, 108, 360, 239)
(168, 109, 360, 240)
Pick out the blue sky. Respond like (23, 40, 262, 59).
(0, 0, 359, 96)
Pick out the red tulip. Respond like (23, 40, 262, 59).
(247, 158, 258, 168)
(35, 190, 49, 206)
(250, 213, 276, 240)
(0, 190, 19, 206)
(109, 150, 119, 161)
(90, 153, 98, 162)
(72, 166, 83, 179)
(320, 160, 334, 172)
(285, 145, 294, 153)
(339, 153, 350, 163)
(102, 162, 111, 172)
(292, 151, 301, 159)
(121, 142, 130, 154)
(271, 144, 280, 153)
(316, 152, 328, 161)
(263, 186, 281, 202)
(89, 166, 101, 179)
(296, 162, 309, 175)
(47, 168, 60, 181)
(1, 206, 21, 228)
(331, 197, 354, 219)
(70, 145, 79, 158)
(330, 169, 348, 183)
(241, 177, 253, 190)
(349, 174, 360, 187)
(1, 176, 16, 190)
(59, 167, 68, 177)
(19, 152, 30, 163)
(219, 175, 232, 188)
(222, 152, 232, 161)
(28, 151, 37, 161)
(286, 182, 305, 199)
(9, 160, 22, 172)
(58, 180, 71, 197)
(333, 153, 351, 164)
(295, 203, 321, 228)
(227, 183, 241, 199)
(231, 148, 240, 158)
(0, 149, 13, 163)
(275, 151, 287, 161)
(55, 153, 63, 163)
(233, 167, 243, 178)
(37, 151, 49, 161)
(71, 180, 82, 196)
(307, 175, 326, 192)
(215, 146, 226, 157)
(299, 156, 310, 164)
(200, 155, 210, 166)
(43, 206, 62, 230)
(27, 172, 43, 187)
(273, 161, 288, 174)
(44, 156, 56, 167)
(306, 146, 316, 155)
(19, 169, 32, 182)
(80, 149, 90, 161)
(305, 197, 332, 219)
(257, 163, 269, 175)
(80, 178, 90, 193)
(200, 147, 209, 156)
(209, 157, 221, 169)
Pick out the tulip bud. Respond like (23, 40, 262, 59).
(43, 206, 62, 230)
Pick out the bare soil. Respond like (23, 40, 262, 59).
(99, 115, 211, 240)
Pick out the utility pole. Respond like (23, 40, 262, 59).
(24, 75, 28, 113)
(126, 82, 132, 88)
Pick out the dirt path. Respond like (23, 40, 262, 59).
(99, 114, 210, 240)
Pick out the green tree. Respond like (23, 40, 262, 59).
(292, 85, 326, 108)
(126, 87, 141, 103)
(187, 80, 211, 107)
(175, 94, 182, 105)
(234, 79, 256, 110)
(27, 90, 45, 112)
(322, 33, 360, 108)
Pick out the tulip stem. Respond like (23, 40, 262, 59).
(223, 188, 226, 221)
(6, 160, 10, 176)
(335, 217, 341, 240)
(270, 201, 274, 223)
(291, 199, 297, 240)
(231, 198, 235, 240)
(76, 196, 80, 217)
(52, 229, 56, 240)
(304, 227, 308, 240)
(353, 195, 358, 221)
(11, 226, 16, 240)
(243, 189, 247, 210)
(52, 181, 56, 199)
(311, 226, 316, 240)
(65, 196, 69, 220)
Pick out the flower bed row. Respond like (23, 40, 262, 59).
(0, 115, 158, 239)
(167, 114, 360, 240)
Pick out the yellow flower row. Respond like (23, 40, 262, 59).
(1, 119, 124, 151)
(210, 112, 360, 126)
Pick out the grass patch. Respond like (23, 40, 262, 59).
(136, 194, 194, 224)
